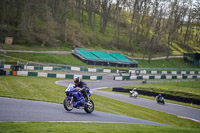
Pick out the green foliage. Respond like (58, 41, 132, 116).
(0, 0, 199, 55)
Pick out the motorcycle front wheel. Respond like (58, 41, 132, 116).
(64, 97, 73, 111)
(84, 100, 94, 113)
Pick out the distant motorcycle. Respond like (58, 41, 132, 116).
(129, 90, 138, 98)
(64, 84, 94, 113)
(142, 79, 147, 84)
(156, 95, 165, 105)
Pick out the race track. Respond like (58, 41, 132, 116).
(0, 73, 199, 125)
(0, 97, 168, 126)
(56, 79, 200, 122)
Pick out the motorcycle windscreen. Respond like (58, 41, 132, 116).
(88, 90, 93, 96)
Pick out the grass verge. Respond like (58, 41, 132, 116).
(0, 76, 200, 129)
(0, 122, 200, 133)
(122, 80, 200, 100)
(0, 52, 199, 69)
(99, 88, 200, 109)
(136, 58, 199, 68)
(0, 43, 73, 51)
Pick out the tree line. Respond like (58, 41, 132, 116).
(0, 0, 199, 61)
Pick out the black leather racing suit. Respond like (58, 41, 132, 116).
(74, 81, 90, 102)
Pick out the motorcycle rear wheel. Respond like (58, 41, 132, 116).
(84, 100, 94, 113)
(64, 98, 73, 111)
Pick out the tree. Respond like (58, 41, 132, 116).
(128, 0, 139, 46)
(21, 0, 58, 46)
(183, 5, 192, 46)
(193, 0, 200, 49)
(147, 0, 164, 62)
(113, 0, 126, 44)
(100, 0, 112, 34)
(0, 0, 199, 54)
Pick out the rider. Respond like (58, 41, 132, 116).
(130, 88, 137, 94)
(74, 77, 90, 103)
(156, 94, 162, 100)
(131, 88, 137, 93)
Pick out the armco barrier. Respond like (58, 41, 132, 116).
(114, 75, 200, 80)
(9, 71, 102, 80)
(129, 70, 200, 75)
(3, 64, 200, 74)
(4, 64, 118, 73)
(112, 87, 200, 105)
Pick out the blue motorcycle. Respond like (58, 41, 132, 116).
(64, 84, 94, 113)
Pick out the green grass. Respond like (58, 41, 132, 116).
(0, 76, 66, 103)
(0, 53, 87, 66)
(93, 94, 200, 128)
(0, 122, 200, 133)
(0, 76, 200, 129)
(122, 80, 200, 100)
(0, 52, 199, 69)
(99, 88, 200, 109)
(0, 43, 73, 51)
(136, 58, 199, 68)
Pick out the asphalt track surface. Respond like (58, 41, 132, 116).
(56, 79, 200, 122)
(0, 97, 168, 125)
(0, 73, 168, 125)
(0, 73, 199, 125)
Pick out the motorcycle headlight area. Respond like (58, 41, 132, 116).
(89, 90, 93, 94)
(66, 92, 73, 97)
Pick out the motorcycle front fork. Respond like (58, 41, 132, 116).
(70, 97, 74, 104)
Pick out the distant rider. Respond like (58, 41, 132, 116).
(74, 77, 90, 103)
(156, 94, 162, 100)
(130, 88, 138, 98)
(131, 88, 137, 93)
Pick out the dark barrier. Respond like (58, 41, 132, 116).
(112, 87, 200, 105)
(0, 69, 6, 76)
(0, 66, 6, 76)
